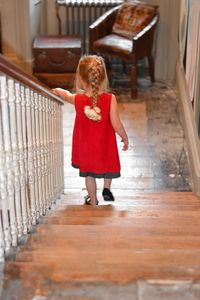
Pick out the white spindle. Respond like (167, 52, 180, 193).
(59, 104, 64, 194)
(25, 88, 37, 225)
(53, 101, 57, 200)
(8, 79, 23, 238)
(0, 75, 12, 252)
(41, 96, 48, 213)
(57, 103, 62, 195)
(38, 95, 45, 214)
(52, 102, 56, 201)
(15, 83, 28, 234)
(34, 93, 43, 215)
(44, 97, 51, 208)
(1, 78, 17, 246)
(31, 90, 40, 219)
(48, 99, 54, 205)
(58, 103, 63, 196)
(20, 85, 32, 230)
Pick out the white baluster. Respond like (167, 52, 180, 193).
(38, 95, 45, 215)
(57, 103, 62, 195)
(15, 83, 28, 234)
(34, 92, 43, 216)
(8, 79, 23, 238)
(1, 77, 17, 246)
(59, 104, 64, 194)
(44, 97, 51, 208)
(25, 88, 36, 225)
(57, 102, 63, 196)
(51, 101, 55, 201)
(21, 85, 32, 231)
(43, 97, 50, 209)
(52, 101, 57, 201)
(47, 97, 53, 206)
(56, 102, 60, 198)
(0, 75, 11, 253)
(31, 90, 39, 219)
(41, 96, 47, 213)
(48, 99, 54, 205)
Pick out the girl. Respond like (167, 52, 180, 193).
(53, 55, 128, 205)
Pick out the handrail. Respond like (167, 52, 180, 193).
(0, 54, 64, 105)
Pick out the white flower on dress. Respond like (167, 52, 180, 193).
(84, 105, 102, 121)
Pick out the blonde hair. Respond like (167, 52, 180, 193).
(75, 55, 109, 108)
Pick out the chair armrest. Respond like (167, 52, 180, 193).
(89, 5, 120, 52)
(132, 15, 159, 60)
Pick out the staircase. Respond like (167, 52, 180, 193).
(2, 191, 200, 299)
(1, 75, 198, 299)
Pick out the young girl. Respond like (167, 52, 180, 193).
(53, 55, 128, 205)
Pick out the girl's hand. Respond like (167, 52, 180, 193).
(52, 88, 75, 104)
(52, 88, 62, 96)
(121, 138, 128, 151)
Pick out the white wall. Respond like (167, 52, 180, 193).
(142, 0, 180, 83)
(29, 0, 46, 40)
(1, 0, 45, 73)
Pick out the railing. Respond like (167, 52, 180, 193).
(0, 55, 64, 262)
(56, 0, 123, 53)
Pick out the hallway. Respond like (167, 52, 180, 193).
(1, 81, 199, 300)
(63, 80, 191, 195)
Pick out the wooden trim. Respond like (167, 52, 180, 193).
(176, 60, 200, 197)
(0, 54, 64, 105)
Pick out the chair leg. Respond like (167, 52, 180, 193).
(131, 63, 137, 99)
(147, 54, 155, 83)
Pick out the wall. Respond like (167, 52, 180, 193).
(44, 0, 180, 83)
(144, 0, 180, 83)
(176, 0, 200, 196)
(1, 0, 44, 73)
(29, 0, 45, 42)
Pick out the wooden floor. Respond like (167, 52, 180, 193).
(1, 84, 199, 300)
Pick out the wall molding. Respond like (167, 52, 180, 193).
(176, 61, 200, 197)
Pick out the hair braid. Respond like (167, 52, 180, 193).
(88, 58, 103, 108)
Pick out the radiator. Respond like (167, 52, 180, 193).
(56, 0, 123, 53)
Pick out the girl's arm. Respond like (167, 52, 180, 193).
(52, 88, 75, 104)
(110, 94, 129, 151)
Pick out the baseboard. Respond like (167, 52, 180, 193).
(176, 61, 200, 197)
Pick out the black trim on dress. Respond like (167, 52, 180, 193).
(72, 163, 121, 178)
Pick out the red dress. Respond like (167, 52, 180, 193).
(72, 93, 121, 178)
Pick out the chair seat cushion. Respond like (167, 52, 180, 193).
(112, 1, 158, 39)
(93, 34, 133, 57)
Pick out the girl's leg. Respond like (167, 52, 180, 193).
(103, 178, 115, 201)
(103, 178, 112, 189)
(85, 176, 97, 205)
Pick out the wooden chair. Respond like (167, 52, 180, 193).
(89, 0, 159, 99)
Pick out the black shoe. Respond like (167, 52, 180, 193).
(84, 195, 99, 205)
(102, 188, 115, 201)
